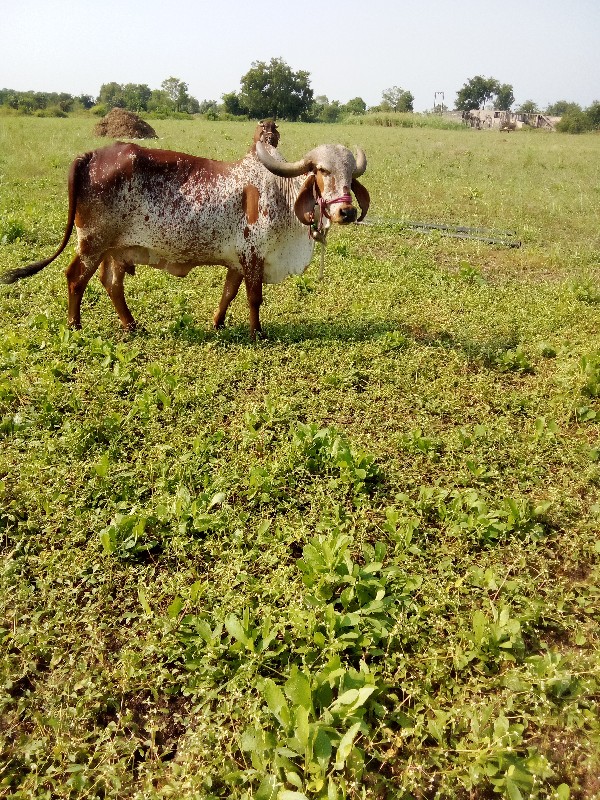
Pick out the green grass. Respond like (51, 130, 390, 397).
(346, 112, 464, 130)
(1, 117, 600, 800)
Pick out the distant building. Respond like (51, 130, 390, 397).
(462, 109, 560, 131)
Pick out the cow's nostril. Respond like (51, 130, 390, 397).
(340, 207, 357, 223)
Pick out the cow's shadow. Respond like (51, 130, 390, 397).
(166, 317, 399, 346)
(164, 317, 528, 374)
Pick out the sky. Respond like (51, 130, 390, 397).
(1, 0, 599, 111)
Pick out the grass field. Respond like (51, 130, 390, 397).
(1, 117, 600, 800)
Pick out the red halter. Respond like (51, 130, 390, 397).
(311, 181, 352, 238)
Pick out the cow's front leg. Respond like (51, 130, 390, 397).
(243, 259, 264, 340)
(213, 267, 244, 329)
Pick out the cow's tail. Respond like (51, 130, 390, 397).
(1, 152, 93, 285)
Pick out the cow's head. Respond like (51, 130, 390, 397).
(255, 142, 369, 231)
(254, 119, 280, 148)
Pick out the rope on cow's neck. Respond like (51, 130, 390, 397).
(309, 185, 352, 280)
(310, 214, 328, 280)
(319, 238, 325, 280)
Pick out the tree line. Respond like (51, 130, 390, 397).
(1, 61, 598, 131)
(0, 77, 200, 118)
(0, 62, 412, 123)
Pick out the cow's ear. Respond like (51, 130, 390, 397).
(294, 174, 317, 225)
(351, 179, 370, 222)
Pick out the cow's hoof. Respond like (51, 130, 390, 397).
(121, 321, 145, 337)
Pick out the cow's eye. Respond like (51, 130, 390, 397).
(318, 167, 331, 176)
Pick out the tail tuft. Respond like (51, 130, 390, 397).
(1, 261, 49, 284)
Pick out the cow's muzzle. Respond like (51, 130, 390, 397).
(335, 205, 358, 224)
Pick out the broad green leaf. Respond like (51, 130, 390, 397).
(278, 791, 309, 800)
(189, 580, 202, 602)
(330, 686, 374, 715)
(361, 562, 383, 573)
(225, 613, 249, 646)
(294, 705, 310, 748)
(472, 609, 488, 643)
(138, 587, 152, 616)
(93, 452, 110, 477)
(207, 491, 226, 510)
(285, 771, 303, 789)
(427, 719, 444, 743)
(262, 679, 290, 727)
(285, 668, 312, 711)
(334, 722, 361, 770)
(504, 776, 523, 800)
(314, 727, 332, 771)
(167, 596, 184, 619)
(99, 530, 115, 554)
(255, 775, 278, 800)
(240, 727, 258, 752)
(195, 619, 214, 643)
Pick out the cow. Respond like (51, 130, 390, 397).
(254, 118, 280, 148)
(1, 126, 369, 339)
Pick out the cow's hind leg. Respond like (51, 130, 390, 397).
(66, 254, 100, 328)
(99, 257, 137, 330)
(213, 267, 244, 329)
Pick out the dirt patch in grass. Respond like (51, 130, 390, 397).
(530, 728, 600, 799)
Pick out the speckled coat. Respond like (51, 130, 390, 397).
(75, 141, 313, 285)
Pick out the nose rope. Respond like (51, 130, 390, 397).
(317, 193, 353, 223)
(310, 180, 353, 239)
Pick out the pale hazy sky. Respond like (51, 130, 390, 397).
(2, 0, 599, 111)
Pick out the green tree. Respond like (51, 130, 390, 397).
(17, 93, 36, 113)
(516, 100, 539, 114)
(381, 86, 414, 112)
(221, 91, 248, 116)
(98, 82, 126, 108)
(556, 111, 593, 134)
(161, 77, 193, 113)
(585, 101, 600, 129)
(5, 92, 20, 109)
(455, 75, 502, 111)
(199, 100, 219, 119)
(343, 97, 367, 115)
(495, 83, 515, 111)
(76, 94, 95, 110)
(238, 58, 313, 120)
(147, 89, 172, 114)
(121, 83, 152, 112)
(56, 93, 74, 113)
(310, 95, 344, 122)
(320, 100, 343, 123)
(186, 95, 200, 114)
(545, 100, 581, 116)
(160, 78, 199, 113)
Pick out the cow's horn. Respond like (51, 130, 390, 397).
(353, 148, 367, 178)
(255, 141, 309, 178)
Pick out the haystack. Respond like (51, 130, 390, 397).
(94, 108, 157, 139)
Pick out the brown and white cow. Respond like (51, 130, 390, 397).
(1, 126, 369, 338)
